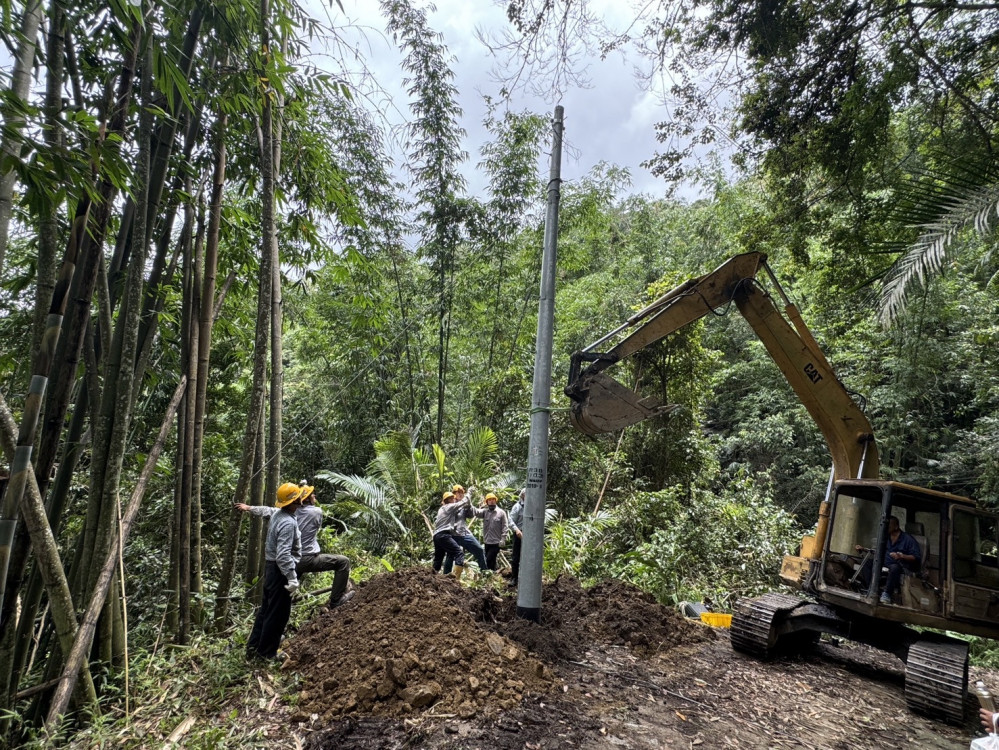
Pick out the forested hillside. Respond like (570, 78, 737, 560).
(0, 0, 997, 746)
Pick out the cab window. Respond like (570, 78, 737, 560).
(953, 509, 999, 587)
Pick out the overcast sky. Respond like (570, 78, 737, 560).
(305, 0, 684, 200)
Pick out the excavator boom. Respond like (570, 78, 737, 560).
(566, 252, 878, 480)
(565, 252, 879, 565)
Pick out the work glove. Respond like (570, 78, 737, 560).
(284, 579, 300, 595)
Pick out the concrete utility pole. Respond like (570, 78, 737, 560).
(517, 105, 564, 623)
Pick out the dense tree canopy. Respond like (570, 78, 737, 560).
(0, 0, 996, 744)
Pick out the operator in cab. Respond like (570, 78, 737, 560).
(856, 516, 921, 604)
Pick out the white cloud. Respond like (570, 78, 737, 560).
(309, 0, 691, 200)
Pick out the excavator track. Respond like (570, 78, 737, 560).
(904, 639, 969, 725)
(730, 592, 803, 657)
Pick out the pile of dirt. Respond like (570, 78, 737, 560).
(284, 567, 553, 722)
(275, 570, 997, 749)
(491, 576, 714, 661)
(284, 568, 711, 727)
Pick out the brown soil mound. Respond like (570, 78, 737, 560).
(491, 576, 714, 661)
(285, 568, 712, 731)
(285, 567, 554, 722)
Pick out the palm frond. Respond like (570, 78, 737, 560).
(880, 157, 999, 324)
(321, 498, 371, 532)
(485, 470, 520, 499)
(318, 471, 408, 534)
(366, 428, 430, 497)
(318, 471, 388, 508)
(452, 426, 500, 484)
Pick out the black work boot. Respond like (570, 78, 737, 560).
(328, 589, 355, 610)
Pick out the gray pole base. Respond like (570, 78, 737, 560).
(516, 605, 540, 623)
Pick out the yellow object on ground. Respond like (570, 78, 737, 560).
(700, 612, 732, 628)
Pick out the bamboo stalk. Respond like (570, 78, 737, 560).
(45, 376, 187, 729)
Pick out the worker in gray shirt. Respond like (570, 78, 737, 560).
(432, 491, 466, 575)
(244, 482, 303, 661)
(507, 489, 525, 588)
(237, 483, 353, 610)
(295, 485, 353, 608)
(472, 492, 509, 572)
(446, 484, 488, 576)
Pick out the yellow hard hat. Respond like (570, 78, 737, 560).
(452, 484, 465, 493)
(484, 493, 498, 502)
(442, 491, 455, 502)
(300, 485, 315, 501)
(276, 482, 305, 508)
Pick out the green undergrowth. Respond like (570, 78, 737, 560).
(969, 636, 999, 669)
(49, 629, 297, 750)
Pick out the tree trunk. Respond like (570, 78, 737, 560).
(245, 408, 266, 604)
(211, 278, 269, 630)
(109, 7, 205, 263)
(84, 29, 152, 669)
(167, 422, 181, 634)
(212, 12, 280, 628)
(130, 102, 204, 404)
(0, 0, 44, 277)
(0, 394, 98, 715)
(176, 198, 198, 644)
(31, 0, 67, 357)
(7, 386, 87, 703)
(190, 112, 228, 628)
(44, 378, 186, 730)
(0, 200, 90, 639)
(8, 25, 142, 634)
(264, 28, 283, 547)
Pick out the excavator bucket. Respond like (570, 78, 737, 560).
(568, 372, 679, 435)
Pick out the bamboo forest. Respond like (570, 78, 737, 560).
(0, 0, 997, 747)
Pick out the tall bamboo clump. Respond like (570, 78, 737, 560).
(0, 0, 310, 737)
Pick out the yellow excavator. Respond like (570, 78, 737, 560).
(565, 252, 999, 723)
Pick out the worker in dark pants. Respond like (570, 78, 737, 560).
(472, 492, 509, 572)
(507, 489, 525, 587)
(245, 482, 303, 661)
(294, 485, 353, 609)
(449, 484, 488, 575)
(433, 491, 466, 575)
(855, 516, 921, 604)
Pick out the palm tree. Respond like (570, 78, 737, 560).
(318, 425, 516, 555)
(318, 428, 434, 555)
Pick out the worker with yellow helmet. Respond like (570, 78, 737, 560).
(243, 482, 305, 661)
(470, 492, 509, 573)
(444, 484, 488, 576)
(432, 491, 466, 576)
(236, 481, 354, 610)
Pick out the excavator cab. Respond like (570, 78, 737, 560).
(819, 481, 949, 617)
(814, 479, 999, 634)
(752, 478, 999, 724)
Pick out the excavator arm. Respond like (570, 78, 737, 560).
(565, 252, 880, 568)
